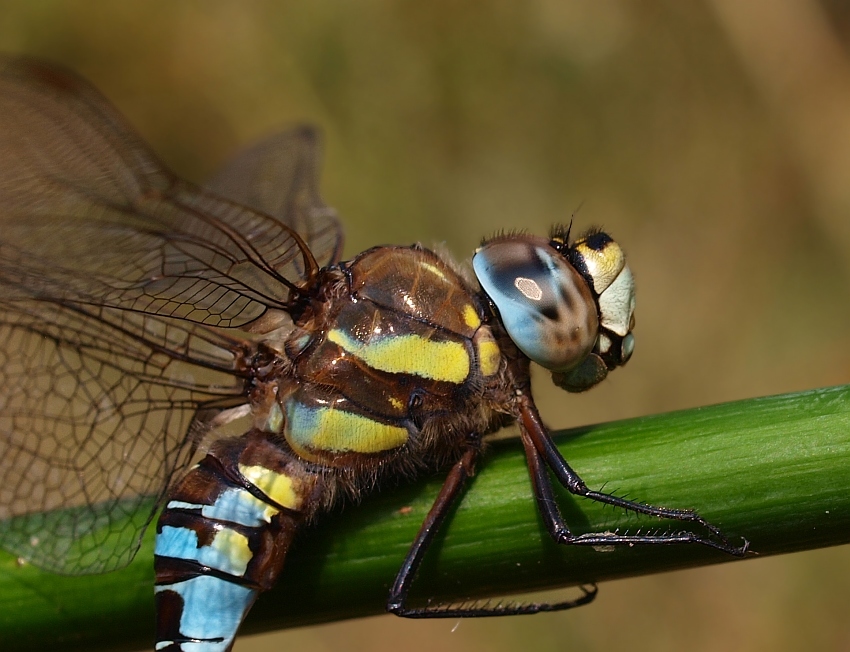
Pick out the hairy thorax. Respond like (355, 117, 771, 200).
(254, 246, 517, 498)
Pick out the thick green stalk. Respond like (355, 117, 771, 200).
(2, 385, 849, 651)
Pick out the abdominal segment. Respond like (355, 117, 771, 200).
(154, 431, 321, 652)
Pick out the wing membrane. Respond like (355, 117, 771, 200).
(207, 126, 344, 270)
(0, 298, 246, 573)
(0, 57, 337, 573)
(0, 56, 319, 327)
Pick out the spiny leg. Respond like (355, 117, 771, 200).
(388, 443, 597, 618)
(518, 395, 749, 556)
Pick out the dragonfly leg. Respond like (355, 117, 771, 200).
(388, 442, 598, 618)
(518, 395, 749, 557)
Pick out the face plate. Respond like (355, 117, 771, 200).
(562, 231, 636, 389)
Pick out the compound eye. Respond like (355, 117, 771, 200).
(473, 236, 598, 372)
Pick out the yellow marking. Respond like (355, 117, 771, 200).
(462, 304, 481, 329)
(210, 528, 252, 576)
(286, 402, 409, 455)
(265, 402, 283, 434)
(389, 396, 404, 410)
(228, 489, 279, 523)
(311, 409, 409, 453)
(239, 464, 301, 510)
(575, 240, 625, 294)
(477, 339, 501, 376)
(328, 329, 470, 384)
(421, 262, 447, 280)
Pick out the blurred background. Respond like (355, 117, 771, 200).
(3, 1, 850, 650)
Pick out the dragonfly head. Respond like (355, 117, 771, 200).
(472, 226, 635, 393)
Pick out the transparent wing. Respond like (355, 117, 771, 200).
(207, 126, 344, 269)
(0, 57, 324, 574)
(0, 300, 245, 574)
(0, 56, 320, 328)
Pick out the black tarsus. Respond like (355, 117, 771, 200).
(388, 442, 599, 618)
(388, 396, 749, 619)
(518, 394, 749, 557)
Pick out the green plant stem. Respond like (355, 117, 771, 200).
(2, 385, 850, 651)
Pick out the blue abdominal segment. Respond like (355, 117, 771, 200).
(155, 577, 255, 652)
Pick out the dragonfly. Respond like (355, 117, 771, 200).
(0, 56, 747, 652)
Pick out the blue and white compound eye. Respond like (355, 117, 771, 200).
(473, 229, 636, 393)
(472, 235, 599, 373)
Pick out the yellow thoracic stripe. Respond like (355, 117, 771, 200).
(477, 338, 501, 376)
(420, 262, 447, 280)
(327, 328, 470, 384)
(310, 409, 409, 453)
(285, 400, 410, 454)
(462, 304, 481, 329)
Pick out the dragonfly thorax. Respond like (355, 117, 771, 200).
(277, 245, 509, 473)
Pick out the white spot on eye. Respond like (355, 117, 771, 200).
(514, 277, 542, 300)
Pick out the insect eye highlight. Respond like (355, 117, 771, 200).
(473, 236, 598, 372)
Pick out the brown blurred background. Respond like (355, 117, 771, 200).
(3, 1, 850, 650)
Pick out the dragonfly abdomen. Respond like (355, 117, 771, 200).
(154, 431, 323, 652)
